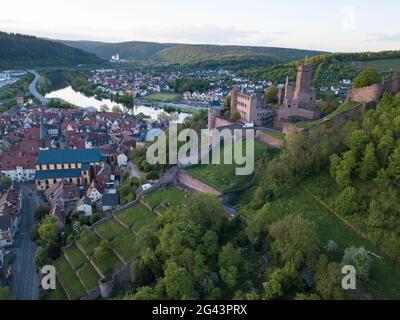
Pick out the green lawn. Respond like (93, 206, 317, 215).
(95, 219, 139, 262)
(64, 246, 87, 270)
(116, 204, 158, 231)
(53, 256, 87, 300)
(77, 230, 102, 256)
(91, 245, 123, 276)
(95, 219, 126, 241)
(144, 93, 181, 103)
(250, 174, 400, 299)
(77, 263, 101, 292)
(143, 186, 191, 213)
(41, 280, 68, 300)
(185, 141, 276, 194)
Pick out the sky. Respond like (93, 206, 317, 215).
(0, 0, 399, 52)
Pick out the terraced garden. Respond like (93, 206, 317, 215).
(116, 203, 159, 231)
(142, 186, 191, 213)
(185, 141, 277, 194)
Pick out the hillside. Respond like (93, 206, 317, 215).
(0, 32, 102, 69)
(239, 50, 400, 86)
(58, 39, 326, 67)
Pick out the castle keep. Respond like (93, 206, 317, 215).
(277, 64, 321, 126)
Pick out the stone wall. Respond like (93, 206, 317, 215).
(215, 116, 237, 129)
(177, 171, 221, 197)
(282, 123, 306, 134)
(347, 76, 400, 104)
(255, 131, 284, 148)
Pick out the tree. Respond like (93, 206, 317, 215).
(265, 85, 279, 104)
(342, 247, 372, 282)
(314, 255, 345, 300)
(334, 187, 359, 216)
(0, 176, 12, 188)
(353, 68, 382, 88)
(112, 105, 122, 113)
(162, 261, 194, 299)
(99, 104, 109, 113)
(184, 193, 224, 233)
(34, 205, 51, 221)
(358, 143, 379, 181)
(231, 112, 241, 122)
(223, 95, 231, 112)
(269, 215, 320, 270)
(262, 268, 287, 300)
(37, 216, 59, 245)
(34, 246, 49, 268)
(47, 243, 61, 260)
(200, 231, 219, 258)
(0, 287, 13, 300)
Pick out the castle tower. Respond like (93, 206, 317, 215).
(208, 106, 218, 146)
(230, 86, 240, 114)
(293, 64, 315, 108)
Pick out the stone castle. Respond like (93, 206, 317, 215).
(276, 64, 321, 126)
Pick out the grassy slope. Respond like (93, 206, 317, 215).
(142, 186, 191, 213)
(116, 203, 158, 231)
(247, 174, 400, 299)
(297, 101, 361, 128)
(185, 141, 275, 194)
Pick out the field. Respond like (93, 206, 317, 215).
(64, 246, 87, 270)
(185, 141, 276, 194)
(116, 203, 158, 231)
(53, 256, 87, 300)
(142, 186, 191, 213)
(95, 219, 139, 262)
(77, 263, 101, 292)
(91, 244, 122, 276)
(143, 93, 181, 103)
(351, 58, 400, 72)
(246, 174, 400, 299)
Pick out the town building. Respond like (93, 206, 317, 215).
(0, 186, 22, 247)
(230, 86, 274, 127)
(35, 149, 106, 191)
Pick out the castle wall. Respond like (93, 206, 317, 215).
(255, 131, 284, 148)
(177, 170, 221, 197)
(215, 116, 236, 129)
(347, 84, 383, 103)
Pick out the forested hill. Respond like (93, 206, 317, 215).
(239, 50, 400, 86)
(0, 32, 102, 69)
(58, 39, 326, 68)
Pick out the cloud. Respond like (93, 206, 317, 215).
(366, 33, 400, 42)
(131, 25, 278, 46)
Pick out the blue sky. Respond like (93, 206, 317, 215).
(0, 0, 399, 52)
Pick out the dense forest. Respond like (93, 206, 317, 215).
(0, 32, 102, 69)
(60, 39, 325, 68)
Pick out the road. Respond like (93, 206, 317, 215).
(28, 70, 48, 105)
(127, 160, 141, 179)
(11, 185, 39, 300)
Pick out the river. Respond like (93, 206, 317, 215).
(45, 86, 190, 123)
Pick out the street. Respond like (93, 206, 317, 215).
(28, 70, 48, 105)
(11, 184, 39, 300)
(127, 160, 141, 179)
